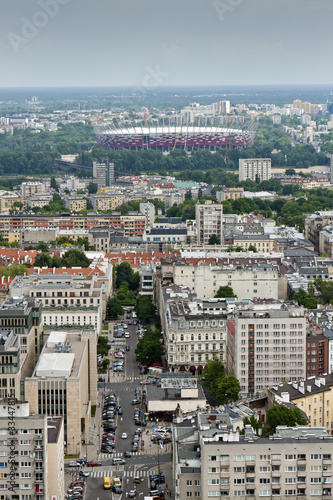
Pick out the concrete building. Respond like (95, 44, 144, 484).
(305, 212, 333, 253)
(0, 297, 43, 395)
(216, 188, 244, 202)
(239, 158, 271, 182)
(0, 399, 64, 500)
(64, 196, 87, 212)
(232, 301, 307, 395)
(306, 333, 329, 378)
(90, 193, 125, 211)
(25, 330, 97, 455)
(0, 193, 22, 213)
(93, 160, 115, 188)
(173, 411, 333, 500)
(22, 227, 59, 245)
(172, 262, 280, 300)
(0, 329, 21, 401)
(21, 182, 43, 198)
(196, 201, 223, 245)
(27, 194, 53, 209)
(9, 273, 104, 333)
(139, 202, 156, 229)
(268, 373, 333, 429)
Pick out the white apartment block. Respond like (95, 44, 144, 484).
(159, 285, 231, 374)
(233, 302, 306, 395)
(173, 263, 279, 300)
(239, 158, 271, 182)
(139, 202, 156, 229)
(196, 201, 223, 245)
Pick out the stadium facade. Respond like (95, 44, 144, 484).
(94, 116, 258, 152)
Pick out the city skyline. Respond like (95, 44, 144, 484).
(1, 0, 332, 88)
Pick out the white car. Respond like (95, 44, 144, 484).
(125, 332, 130, 338)
(121, 433, 128, 439)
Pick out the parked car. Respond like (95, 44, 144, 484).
(86, 461, 102, 467)
(79, 470, 89, 477)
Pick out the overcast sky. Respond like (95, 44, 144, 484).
(0, 0, 332, 87)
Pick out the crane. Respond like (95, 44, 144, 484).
(172, 117, 187, 152)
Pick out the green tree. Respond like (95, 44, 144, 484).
(106, 297, 124, 319)
(87, 182, 98, 194)
(34, 252, 53, 267)
(208, 234, 220, 245)
(50, 176, 59, 192)
(240, 415, 262, 435)
(248, 244, 257, 252)
(102, 359, 110, 370)
(215, 375, 241, 405)
(285, 168, 296, 176)
(135, 296, 156, 321)
(36, 242, 48, 252)
(116, 262, 134, 288)
(0, 264, 28, 278)
(202, 358, 225, 394)
(61, 249, 90, 268)
(135, 330, 164, 366)
(214, 286, 236, 298)
(266, 405, 308, 433)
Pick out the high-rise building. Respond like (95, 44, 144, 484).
(231, 301, 306, 395)
(239, 158, 271, 182)
(0, 399, 65, 499)
(93, 160, 115, 188)
(195, 201, 223, 245)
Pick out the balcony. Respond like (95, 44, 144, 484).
(220, 484, 229, 490)
(271, 458, 281, 466)
(297, 477, 306, 483)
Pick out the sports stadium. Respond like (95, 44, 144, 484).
(93, 116, 258, 151)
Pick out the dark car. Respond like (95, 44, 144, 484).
(76, 459, 87, 466)
(98, 377, 105, 382)
(131, 444, 138, 452)
(86, 461, 102, 467)
(124, 451, 131, 458)
(125, 345, 130, 351)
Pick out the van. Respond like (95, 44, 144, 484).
(97, 354, 102, 363)
(104, 477, 111, 490)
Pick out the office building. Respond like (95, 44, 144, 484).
(93, 160, 115, 188)
(25, 330, 97, 455)
(239, 158, 271, 182)
(196, 201, 223, 245)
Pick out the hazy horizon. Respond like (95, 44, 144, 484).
(1, 0, 332, 88)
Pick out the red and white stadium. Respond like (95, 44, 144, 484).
(94, 116, 258, 151)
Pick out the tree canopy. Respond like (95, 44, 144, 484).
(266, 405, 308, 433)
(134, 296, 156, 321)
(214, 286, 236, 298)
(106, 297, 124, 320)
(135, 327, 164, 366)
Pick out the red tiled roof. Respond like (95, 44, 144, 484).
(226, 321, 236, 338)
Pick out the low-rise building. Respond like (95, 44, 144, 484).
(268, 373, 333, 429)
(216, 187, 244, 202)
(90, 193, 125, 211)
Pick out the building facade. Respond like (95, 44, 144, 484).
(239, 158, 271, 182)
(196, 201, 223, 245)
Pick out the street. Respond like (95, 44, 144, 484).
(69, 318, 173, 500)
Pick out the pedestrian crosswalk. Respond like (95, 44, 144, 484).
(100, 451, 142, 458)
(89, 469, 150, 478)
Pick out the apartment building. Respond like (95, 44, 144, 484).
(196, 201, 223, 245)
(0, 193, 21, 214)
(306, 333, 329, 378)
(21, 182, 43, 198)
(173, 411, 333, 500)
(27, 194, 53, 209)
(232, 301, 307, 395)
(0, 400, 64, 500)
(90, 193, 125, 211)
(239, 158, 271, 182)
(232, 234, 274, 252)
(305, 211, 333, 253)
(216, 188, 244, 202)
(0, 297, 43, 390)
(172, 262, 280, 300)
(25, 330, 97, 455)
(64, 196, 87, 212)
(10, 273, 104, 334)
(139, 202, 156, 229)
(159, 284, 232, 374)
(268, 373, 333, 429)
